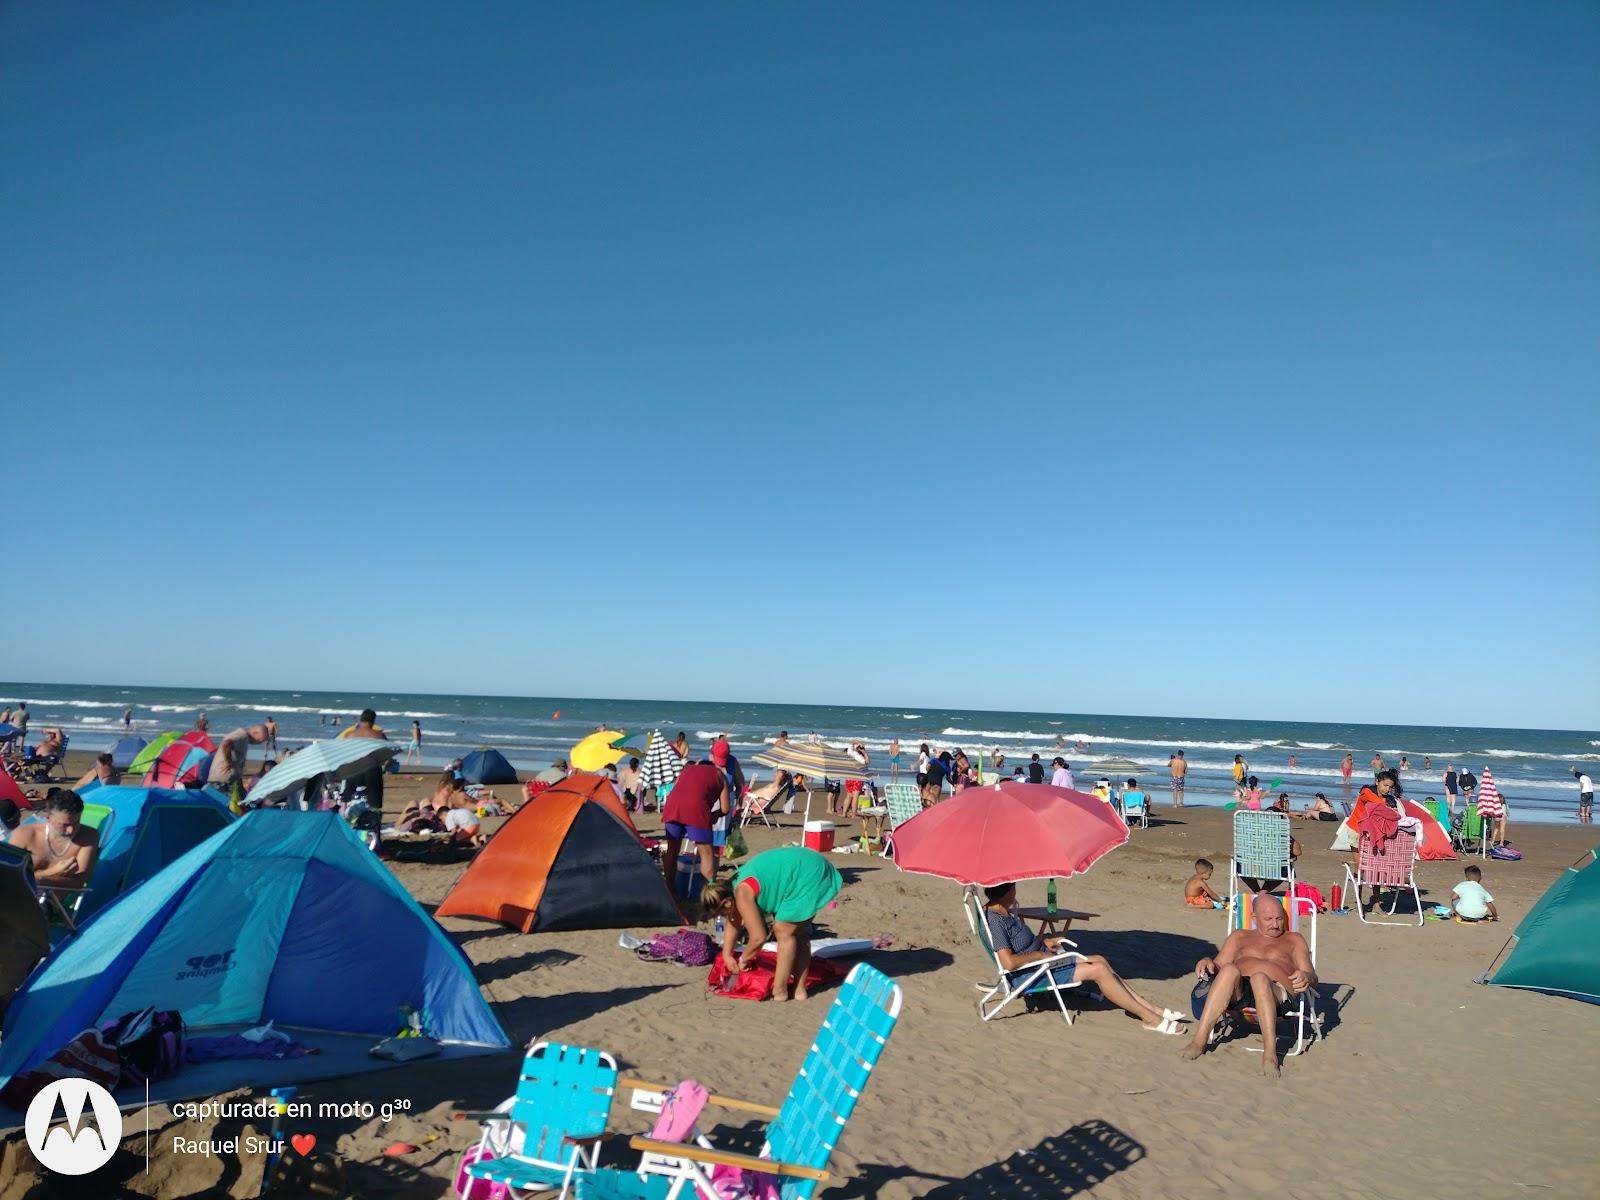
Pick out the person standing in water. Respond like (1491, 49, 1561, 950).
(1340, 753, 1354, 790)
(1169, 751, 1187, 808)
(887, 737, 901, 781)
(404, 719, 423, 766)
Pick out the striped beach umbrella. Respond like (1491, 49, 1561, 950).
(637, 730, 683, 795)
(1477, 768, 1504, 818)
(249, 738, 400, 807)
(751, 739, 869, 782)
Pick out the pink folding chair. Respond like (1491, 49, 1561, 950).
(1343, 830, 1421, 926)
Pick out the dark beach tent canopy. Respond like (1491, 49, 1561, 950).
(109, 735, 149, 771)
(437, 772, 680, 932)
(0, 810, 507, 1114)
(1485, 846, 1600, 1004)
(71, 785, 235, 924)
(0, 845, 48, 1009)
(459, 748, 518, 785)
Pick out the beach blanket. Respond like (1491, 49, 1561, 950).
(707, 950, 844, 1000)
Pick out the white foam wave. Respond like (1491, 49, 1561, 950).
(1291, 741, 1340, 750)
(28, 699, 124, 709)
(901, 714, 922, 719)
(937, 727, 1279, 753)
(149, 704, 198, 713)
(208, 695, 226, 700)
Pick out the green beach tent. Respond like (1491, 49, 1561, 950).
(126, 730, 180, 776)
(1483, 846, 1600, 1004)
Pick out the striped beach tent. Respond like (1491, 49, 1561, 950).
(752, 738, 870, 782)
(1477, 768, 1504, 818)
(637, 730, 683, 797)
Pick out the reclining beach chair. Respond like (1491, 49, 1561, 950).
(880, 783, 923, 858)
(740, 776, 787, 828)
(16, 734, 68, 783)
(1120, 789, 1148, 829)
(457, 1041, 619, 1200)
(1228, 810, 1295, 915)
(1211, 893, 1323, 1058)
(1451, 804, 1490, 859)
(574, 962, 902, 1200)
(1342, 830, 1421, 926)
(963, 887, 1087, 1024)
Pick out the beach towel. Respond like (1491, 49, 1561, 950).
(1359, 801, 1399, 843)
(707, 950, 844, 1000)
(1290, 881, 1326, 913)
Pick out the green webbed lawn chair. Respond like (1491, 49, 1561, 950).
(459, 1042, 619, 1199)
(575, 962, 903, 1200)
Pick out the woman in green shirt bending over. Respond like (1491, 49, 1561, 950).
(700, 846, 843, 1002)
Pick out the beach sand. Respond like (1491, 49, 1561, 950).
(2, 757, 1595, 1198)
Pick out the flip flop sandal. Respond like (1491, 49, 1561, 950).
(1146, 1014, 1186, 1035)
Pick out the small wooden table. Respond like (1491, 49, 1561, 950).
(1015, 905, 1099, 936)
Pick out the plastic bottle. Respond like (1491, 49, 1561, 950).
(714, 916, 726, 939)
(1045, 878, 1057, 915)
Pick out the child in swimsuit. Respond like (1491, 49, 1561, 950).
(1185, 858, 1224, 909)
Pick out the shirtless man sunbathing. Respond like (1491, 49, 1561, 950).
(1180, 893, 1316, 1076)
(8, 788, 101, 890)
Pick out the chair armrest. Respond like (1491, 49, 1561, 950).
(452, 1110, 511, 1123)
(627, 1137, 828, 1182)
(562, 1132, 617, 1147)
(1006, 948, 1083, 977)
(619, 1078, 781, 1118)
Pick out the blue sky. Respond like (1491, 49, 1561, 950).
(3, 4, 1596, 730)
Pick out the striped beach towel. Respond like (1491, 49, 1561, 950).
(1476, 768, 1504, 818)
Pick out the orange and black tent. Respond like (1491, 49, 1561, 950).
(436, 772, 681, 932)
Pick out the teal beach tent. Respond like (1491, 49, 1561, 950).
(70, 785, 235, 923)
(1483, 846, 1600, 1004)
(0, 810, 507, 1112)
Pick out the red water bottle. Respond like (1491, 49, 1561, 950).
(1330, 882, 1343, 911)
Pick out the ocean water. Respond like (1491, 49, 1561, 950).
(3, 682, 1595, 825)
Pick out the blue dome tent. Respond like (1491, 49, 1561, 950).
(0, 810, 508, 1112)
(72, 785, 235, 924)
(460, 748, 519, 785)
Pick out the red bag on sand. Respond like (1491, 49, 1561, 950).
(1289, 881, 1326, 913)
(707, 950, 844, 1000)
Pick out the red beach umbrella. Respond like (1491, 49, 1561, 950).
(177, 729, 216, 753)
(144, 742, 214, 788)
(890, 782, 1130, 887)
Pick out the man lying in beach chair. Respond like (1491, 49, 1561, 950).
(967, 884, 1188, 1033)
(1180, 892, 1319, 1075)
(740, 771, 792, 828)
(14, 731, 68, 783)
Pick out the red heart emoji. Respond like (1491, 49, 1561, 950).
(290, 1133, 316, 1156)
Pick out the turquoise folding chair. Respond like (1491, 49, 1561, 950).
(459, 1042, 619, 1199)
(1228, 810, 1295, 920)
(1120, 790, 1149, 828)
(576, 963, 903, 1200)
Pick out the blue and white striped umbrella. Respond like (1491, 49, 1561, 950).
(249, 738, 400, 806)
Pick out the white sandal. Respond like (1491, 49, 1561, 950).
(1146, 1014, 1186, 1036)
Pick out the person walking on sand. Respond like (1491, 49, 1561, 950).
(1340, 753, 1354, 791)
(404, 719, 423, 767)
(701, 846, 843, 1002)
(1170, 751, 1187, 809)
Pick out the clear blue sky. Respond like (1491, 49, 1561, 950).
(4, 4, 1596, 730)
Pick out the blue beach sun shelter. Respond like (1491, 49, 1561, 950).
(460, 748, 519, 785)
(109, 735, 149, 771)
(70, 785, 235, 924)
(0, 810, 508, 1111)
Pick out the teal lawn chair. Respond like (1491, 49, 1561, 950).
(576, 963, 903, 1200)
(1228, 810, 1295, 915)
(882, 783, 923, 858)
(1120, 789, 1149, 828)
(459, 1042, 619, 1199)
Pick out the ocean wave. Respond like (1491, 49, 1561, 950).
(901, 714, 922, 719)
(208, 694, 226, 700)
(149, 704, 198, 713)
(26, 698, 124, 709)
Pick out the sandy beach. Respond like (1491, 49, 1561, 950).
(2, 752, 1596, 1199)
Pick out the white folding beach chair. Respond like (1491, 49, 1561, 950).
(1228, 810, 1295, 919)
(881, 783, 923, 858)
(963, 887, 1087, 1024)
(1342, 830, 1422, 926)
